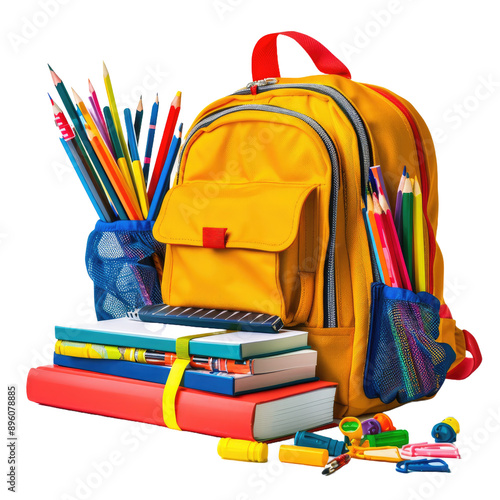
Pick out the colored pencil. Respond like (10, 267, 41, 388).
(103, 62, 136, 195)
(148, 123, 183, 221)
(370, 165, 390, 208)
(49, 65, 127, 220)
(52, 95, 114, 221)
(134, 96, 143, 142)
(51, 97, 75, 142)
(379, 191, 412, 290)
(394, 166, 406, 244)
(87, 127, 143, 220)
(88, 79, 108, 138)
(373, 193, 400, 287)
(72, 89, 107, 147)
(124, 108, 149, 218)
(401, 176, 414, 287)
(362, 198, 384, 282)
(49, 65, 83, 133)
(88, 94, 114, 156)
(147, 91, 181, 203)
(366, 193, 391, 286)
(103, 106, 134, 206)
(413, 178, 426, 293)
(62, 138, 116, 222)
(143, 94, 159, 184)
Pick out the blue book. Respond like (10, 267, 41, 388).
(53, 353, 317, 396)
(55, 318, 308, 360)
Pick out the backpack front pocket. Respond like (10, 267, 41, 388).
(154, 181, 320, 326)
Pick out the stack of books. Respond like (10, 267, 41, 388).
(27, 318, 337, 441)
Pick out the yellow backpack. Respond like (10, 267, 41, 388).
(153, 31, 481, 417)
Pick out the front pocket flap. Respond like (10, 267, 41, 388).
(153, 182, 318, 252)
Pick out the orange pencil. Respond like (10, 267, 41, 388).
(87, 128, 143, 220)
(367, 193, 391, 286)
(147, 91, 181, 203)
(373, 193, 400, 287)
(379, 191, 412, 290)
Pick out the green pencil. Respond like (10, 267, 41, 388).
(103, 106, 124, 157)
(401, 176, 414, 288)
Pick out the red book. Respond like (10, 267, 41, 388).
(27, 365, 336, 441)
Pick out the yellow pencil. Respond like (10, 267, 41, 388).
(413, 177, 426, 292)
(103, 62, 136, 195)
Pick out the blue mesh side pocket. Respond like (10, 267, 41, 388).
(364, 282, 456, 405)
(85, 220, 165, 320)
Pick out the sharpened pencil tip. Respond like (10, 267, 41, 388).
(71, 88, 82, 104)
(155, 93, 159, 104)
(48, 63, 53, 71)
(103, 61, 109, 77)
(178, 122, 183, 133)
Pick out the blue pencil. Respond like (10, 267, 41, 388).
(143, 94, 159, 185)
(362, 203, 384, 281)
(147, 123, 183, 221)
(124, 108, 140, 162)
(60, 138, 115, 222)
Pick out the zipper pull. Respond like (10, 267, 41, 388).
(245, 78, 278, 89)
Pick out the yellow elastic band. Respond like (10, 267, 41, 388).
(162, 331, 224, 430)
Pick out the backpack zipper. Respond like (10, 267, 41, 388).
(233, 83, 381, 284)
(235, 83, 373, 199)
(176, 104, 340, 328)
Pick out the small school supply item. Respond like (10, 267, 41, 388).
(279, 445, 329, 467)
(339, 417, 403, 463)
(400, 442, 461, 459)
(373, 413, 396, 432)
(364, 429, 409, 448)
(128, 304, 284, 333)
(431, 417, 460, 443)
(218, 438, 268, 463)
(322, 453, 351, 476)
(294, 431, 347, 456)
(149, 31, 481, 418)
(361, 419, 382, 436)
(396, 458, 450, 474)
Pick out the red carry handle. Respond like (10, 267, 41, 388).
(252, 31, 351, 81)
(446, 330, 482, 380)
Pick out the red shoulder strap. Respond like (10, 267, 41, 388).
(446, 330, 482, 380)
(252, 31, 351, 81)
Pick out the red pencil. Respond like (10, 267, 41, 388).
(379, 191, 412, 290)
(373, 193, 401, 287)
(147, 91, 181, 203)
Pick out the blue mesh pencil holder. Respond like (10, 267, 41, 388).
(364, 282, 456, 405)
(85, 220, 165, 320)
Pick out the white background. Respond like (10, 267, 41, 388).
(2, 0, 499, 499)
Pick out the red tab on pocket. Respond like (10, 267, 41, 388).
(203, 227, 227, 249)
